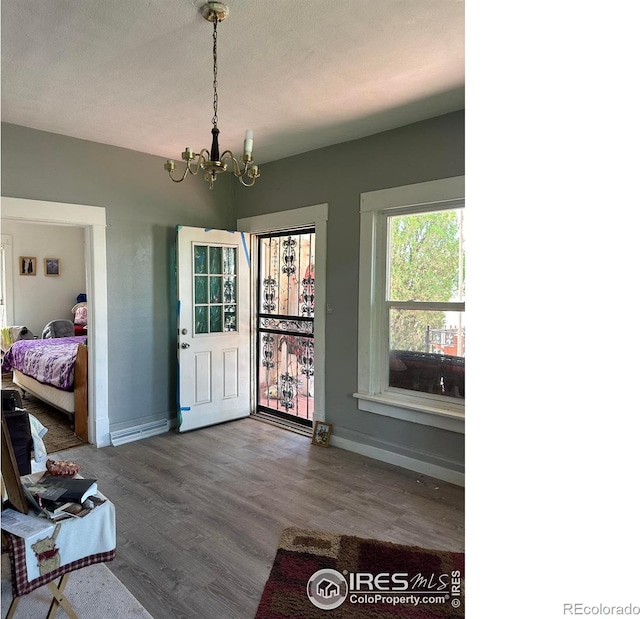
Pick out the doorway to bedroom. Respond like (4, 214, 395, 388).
(2, 197, 109, 449)
(1, 220, 89, 454)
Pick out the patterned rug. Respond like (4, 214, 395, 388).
(255, 527, 464, 618)
(1, 555, 153, 618)
(2, 373, 86, 454)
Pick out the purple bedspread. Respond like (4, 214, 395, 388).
(1, 336, 87, 391)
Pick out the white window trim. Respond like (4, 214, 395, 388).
(354, 176, 465, 434)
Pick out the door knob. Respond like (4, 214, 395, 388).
(181, 329, 188, 335)
(181, 343, 190, 349)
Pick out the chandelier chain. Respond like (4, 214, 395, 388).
(212, 18, 219, 127)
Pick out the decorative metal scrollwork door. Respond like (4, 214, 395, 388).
(257, 229, 315, 426)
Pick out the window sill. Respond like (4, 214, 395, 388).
(353, 392, 465, 434)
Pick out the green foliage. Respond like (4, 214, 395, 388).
(389, 210, 463, 352)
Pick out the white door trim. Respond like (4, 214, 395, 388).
(1, 197, 110, 447)
(237, 204, 328, 422)
(1, 234, 15, 326)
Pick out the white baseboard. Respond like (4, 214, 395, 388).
(95, 417, 111, 448)
(110, 420, 170, 447)
(330, 435, 465, 487)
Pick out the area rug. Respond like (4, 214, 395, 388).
(255, 527, 464, 618)
(1, 554, 153, 618)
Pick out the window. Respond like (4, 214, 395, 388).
(356, 177, 465, 433)
(387, 208, 465, 397)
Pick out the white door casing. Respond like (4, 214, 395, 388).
(237, 203, 328, 422)
(1, 234, 15, 327)
(176, 226, 250, 432)
(1, 197, 109, 447)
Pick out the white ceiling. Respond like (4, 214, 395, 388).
(1, 0, 464, 165)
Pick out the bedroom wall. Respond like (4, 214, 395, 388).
(234, 110, 466, 478)
(1, 221, 86, 336)
(1, 122, 234, 432)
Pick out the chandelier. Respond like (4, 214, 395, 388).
(164, 2, 260, 189)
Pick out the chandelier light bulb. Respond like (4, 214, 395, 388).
(243, 130, 254, 158)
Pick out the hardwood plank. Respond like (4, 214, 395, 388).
(55, 417, 464, 619)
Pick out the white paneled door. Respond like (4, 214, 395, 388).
(176, 227, 250, 432)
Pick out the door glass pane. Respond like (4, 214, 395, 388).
(258, 233, 315, 317)
(210, 305, 222, 333)
(194, 276, 207, 304)
(194, 245, 208, 274)
(209, 246, 222, 274)
(210, 276, 222, 303)
(224, 307, 236, 331)
(194, 306, 208, 334)
(223, 276, 236, 303)
(223, 247, 236, 274)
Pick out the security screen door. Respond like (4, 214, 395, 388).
(176, 226, 250, 432)
(256, 229, 315, 427)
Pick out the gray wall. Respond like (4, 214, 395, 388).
(235, 110, 465, 473)
(2, 111, 464, 475)
(1, 122, 233, 430)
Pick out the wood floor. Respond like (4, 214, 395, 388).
(2, 374, 86, 453)
(55, 417, 464, 619)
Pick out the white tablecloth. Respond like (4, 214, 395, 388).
(2, 494, 116, 595)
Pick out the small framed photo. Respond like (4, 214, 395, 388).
(45, 258, 60, 276)
(19, 256, 37, 276)
(311, 421, 333, 448)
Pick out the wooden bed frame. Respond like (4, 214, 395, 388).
(10, 343, 89, 442)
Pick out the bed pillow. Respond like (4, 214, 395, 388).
(74, 305, 88, 326)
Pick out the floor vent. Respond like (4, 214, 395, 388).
(110, 420, 169, 446)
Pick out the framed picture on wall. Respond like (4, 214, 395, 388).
(45, 258, 60, 276)
(19, 256, 36, 276)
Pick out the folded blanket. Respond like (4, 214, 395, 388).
(1, 326, 35, 353)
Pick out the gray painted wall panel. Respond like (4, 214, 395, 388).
(2, 112, 464, 475)
(1, 123, 233, 428)
(234, 111, 466, 473)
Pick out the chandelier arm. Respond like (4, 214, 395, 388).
(220, 150, 242, 176)
(167, 166, 191, 183)
(237, 175, 257, 188)
(190, 149, 210, 173)
(185, 150, 211, 175)
(166, 149, 211, 182)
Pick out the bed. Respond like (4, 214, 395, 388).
(1, 336, 89, 441)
